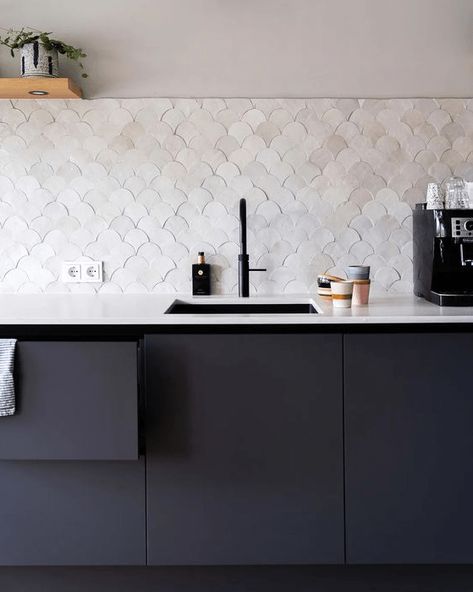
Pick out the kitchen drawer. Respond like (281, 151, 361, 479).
(0, 459, 146, 565)
(0, 341, 139, 460)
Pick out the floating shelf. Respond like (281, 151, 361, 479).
(0, 77, 82, 99)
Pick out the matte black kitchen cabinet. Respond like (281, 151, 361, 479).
(0, 460, 146, 565)
(0, 341, 139, 460)
(0, 340, 145, 565)
(345, 333, 473, 564)
(145, 334, 344, 565)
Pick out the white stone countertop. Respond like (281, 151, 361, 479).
(0, 293, 471, 325)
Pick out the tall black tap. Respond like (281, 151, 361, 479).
(238, 198, 266, 297)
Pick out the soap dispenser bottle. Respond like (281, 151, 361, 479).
(192, 252, 211, 296)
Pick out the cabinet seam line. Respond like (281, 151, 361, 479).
(342, 334, 347, 565)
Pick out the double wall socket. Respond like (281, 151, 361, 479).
(61, 261, 103, 283)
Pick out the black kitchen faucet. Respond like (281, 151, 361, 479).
(238, 198, 266, 297)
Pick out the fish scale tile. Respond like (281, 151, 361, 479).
(0, 98, 472, 293)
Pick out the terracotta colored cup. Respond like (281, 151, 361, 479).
(352, 279, 371, 305)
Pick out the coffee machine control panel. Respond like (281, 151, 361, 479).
(451, 217, 473, 238)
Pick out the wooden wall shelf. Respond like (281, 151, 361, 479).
(0, 78, 82, 99)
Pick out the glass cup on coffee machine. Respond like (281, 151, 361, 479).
(425, 183, 444, 209)
(445, 177, 470, 209)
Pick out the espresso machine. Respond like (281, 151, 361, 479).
(413, 204, 473, 305)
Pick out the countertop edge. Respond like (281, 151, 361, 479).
(0, 294, 471, 325)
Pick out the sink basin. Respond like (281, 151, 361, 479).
(165, 300, 318, 315)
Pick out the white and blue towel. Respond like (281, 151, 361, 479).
(0, 340, 16, 417)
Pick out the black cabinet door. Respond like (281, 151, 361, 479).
(145, 334, 344, 565)
(0, 342, 138, 460)
(345, 333, 473, 564)
(0, 459, 146, 565)
(0, 340, 145, 565)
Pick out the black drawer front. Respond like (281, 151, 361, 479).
(0, 341, 139, 460)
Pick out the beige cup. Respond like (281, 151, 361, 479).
(330, 280, 353, 308)
(352, 279, 371, 306)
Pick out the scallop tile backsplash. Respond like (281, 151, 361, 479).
(1, 97, 473, 294)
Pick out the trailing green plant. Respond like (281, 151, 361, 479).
(0, 27, 88, 77)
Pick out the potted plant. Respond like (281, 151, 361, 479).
(0, 28, 87, 78)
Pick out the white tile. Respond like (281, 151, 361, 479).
(0, 96, 469, 293)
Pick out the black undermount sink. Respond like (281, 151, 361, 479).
(165, 301, 318, 315)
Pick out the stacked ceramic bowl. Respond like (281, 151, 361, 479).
(347, 266, 370, 306)
(317, 274, 344, 299)
(318, 266, 371, 308)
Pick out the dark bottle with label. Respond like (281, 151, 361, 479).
(192, 252, 211, 296)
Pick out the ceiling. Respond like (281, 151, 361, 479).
(0, 0, 472, 99)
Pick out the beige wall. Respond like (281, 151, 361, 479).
(0, 0, 472, 98)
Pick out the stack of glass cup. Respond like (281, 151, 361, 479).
(445, 177, 470, 209)
(426, 178, 471, 210)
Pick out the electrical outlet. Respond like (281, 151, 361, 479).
(62, 261, 103, 283)
(62, 263, 81, 282)
(83, 261, 103, 283)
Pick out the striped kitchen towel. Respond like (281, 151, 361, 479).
(0, 340, 17, 417)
